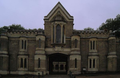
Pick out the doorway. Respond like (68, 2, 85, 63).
(49, 53, 68, 74)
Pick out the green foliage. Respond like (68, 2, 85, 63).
(0, 24, 25, 34)
(99, 14, 120, 31)
(98, 14, 120, 37)
(0, 24, 44, 34)
(84, 27, 94, 30)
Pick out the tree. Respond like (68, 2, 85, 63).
(98, 14, 120, 37)
(98, 14, 120, 31)
(84, 27, 94, 30)
(0, 24, 25, 34)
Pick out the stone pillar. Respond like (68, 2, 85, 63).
(61, 25, 63, 43)
(69, 55, 81, 74)
(107, 36, 117, 71)
(0, 35, 9, 74)
(54, 25, 56, 43)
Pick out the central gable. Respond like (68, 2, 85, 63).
(44, 2, 73, 21)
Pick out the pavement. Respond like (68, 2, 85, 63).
(43, 75, 70, 78)
(1, 75, 70, 78)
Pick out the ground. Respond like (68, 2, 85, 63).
(1, 74, 120, 78)
(76, 74, 120, 78)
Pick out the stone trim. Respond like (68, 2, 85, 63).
(0, 70, 9, 74)
(0, 55, 9, 57)
(70, 55, 81, 60)
(34, 55, 46, 60)
(10, 71, 48, 75)
(108, 37, 116, 40)
(0, 51, 8, 54)
(44, 2, 73, 20)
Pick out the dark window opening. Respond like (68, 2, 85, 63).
(53, 25, 54, 43)
(22, 40, 24, 49)
(55, 64, 59, 70)
(60, 65, 64, 70)
(93, 59, 95, 68)
(90, 41, 92, 50)
(93, 41, 95, 50)
(24, 40, 26, 49)
(39, 39, 41, 48)
(20, 58, 23, 68)
(38, 58, 40, 68)
(89, 59, 91, 68)
(75, 39, 78, 48)
(56, 24, 61, 43)
(62, 26, 65, 43)
(75, 58, 77, 68)
(24, 58, 27, 68)
(0, 43, 1, 50)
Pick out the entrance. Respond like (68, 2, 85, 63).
(49, 53, 68, 74)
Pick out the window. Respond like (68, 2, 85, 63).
(89, 59, 92, 68)
(75, 58, 77, 68)
(56, 24, 61, 43)
(39, 39, 41, 48)
(38, 58, 40, 68)
(20, 39, 27, 50)
(90, 41, 92, 50)
(52, 24, 65, 44)
(0, 43, 1, 50)
(53, 25, 54, 43)
(24, 40, 26, 49)
(62, 26, 65, 43)
(93, 59, 95, 68)
(75, 39, 78, 48)
(88, 58, 98, 69)
(19, 57, 28, 69)
(89, 39, 97, 52)
(22, 40, 24, 49)
(20, 58, 23, 68)
(24, 58, 27, 68)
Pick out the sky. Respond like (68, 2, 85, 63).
(0, 0, 120, 30)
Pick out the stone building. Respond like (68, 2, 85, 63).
(0, 2, 120, 75)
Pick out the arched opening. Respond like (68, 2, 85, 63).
(48, 53, 68, 74)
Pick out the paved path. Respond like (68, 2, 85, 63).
(43, 75, 70, 78)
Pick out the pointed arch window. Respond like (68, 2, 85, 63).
(0, 43, 1, 50)
(22, 40, 24, 49)
(39, 39, 41, 48)
(24, 40, 26, 49)
(38, 58, 41, 68)
(62, 25, 65, 43)
(75, 39, 78, 48)
(56, 24, 61, 43)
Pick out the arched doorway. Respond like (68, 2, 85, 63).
(49, 53, 68, 74)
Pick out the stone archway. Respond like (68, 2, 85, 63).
(48, 53, 68, 74)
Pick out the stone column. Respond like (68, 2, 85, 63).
(54, 25, 56, 43)
(0, 35, 9, 74)
(107, 36, 117, 71)
(61, 24, 63, 43)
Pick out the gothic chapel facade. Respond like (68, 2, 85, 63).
(0, 2, 120, 75)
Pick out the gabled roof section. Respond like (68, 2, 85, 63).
(44, 2, 73, 20)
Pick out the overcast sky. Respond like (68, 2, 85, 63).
(0, 0, 120, 30)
